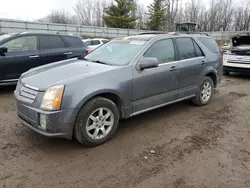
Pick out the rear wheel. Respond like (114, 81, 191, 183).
(192, 77, 214, 106)
(74, 97, 120, 147)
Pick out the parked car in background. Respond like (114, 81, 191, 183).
(0, 32, 87, 85)
(223, 33, 250, 75)
(82, 38, 109, 53)
(222, 42, 231, 52)
(14, 33, 222, 147)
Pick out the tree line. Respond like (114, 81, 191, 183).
(37, 0, 250, 32)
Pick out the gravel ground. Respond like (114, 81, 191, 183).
(0, 74, 250, 188)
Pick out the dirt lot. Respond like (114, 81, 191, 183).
(0, 75, 250, 188)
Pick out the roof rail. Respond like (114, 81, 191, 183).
(138, 31, 209, 36)
(138, 32, 165, 35)
(167, 32, 180, 35)
(185, 32, 209, 36)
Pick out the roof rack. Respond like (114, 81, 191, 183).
(138, 31, 209, 36)
(138, 32, 165, 35)
(185, 32, 209, 36)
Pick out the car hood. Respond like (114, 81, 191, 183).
(20, 58, 116, 91)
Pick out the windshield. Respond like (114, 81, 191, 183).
(84, 39, 147, 66)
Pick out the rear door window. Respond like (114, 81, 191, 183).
(39, 35, 66, 50)
(198, 37, 220, 53)
(176, 38, 196, 60)
(63, 36, 84, 47)
(91, 40, 101, 45)
(144, 39, 176, 63)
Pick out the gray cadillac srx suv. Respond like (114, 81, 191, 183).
(14, 34, 222, 147)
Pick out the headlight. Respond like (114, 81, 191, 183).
(41, 85, 64, 110)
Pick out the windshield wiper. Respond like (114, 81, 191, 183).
(81, 57, 112, 66)
(87, 59, 111, 65)
(90, 60, 109, 65)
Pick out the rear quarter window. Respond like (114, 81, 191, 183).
(63, 36, 84, 47)
(198, 37, 220, 53)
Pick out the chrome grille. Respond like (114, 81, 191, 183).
(19, 85, 38, 103)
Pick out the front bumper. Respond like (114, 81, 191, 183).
(223, 56, 250, 73)
(14, 90, 76, 140)
(223, 66, 250, 73)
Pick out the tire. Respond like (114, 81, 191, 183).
(192, 77, 214, 106)
(74, 97, 120, 147)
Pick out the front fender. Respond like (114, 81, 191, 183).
(75, 89, 125, 109)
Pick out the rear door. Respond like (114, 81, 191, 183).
(175, 37, 205, 99)
(38, 35, 69, 66)
(62, 36, 87, 57)
(0, 35, 39, 81)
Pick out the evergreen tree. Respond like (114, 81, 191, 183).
(147, 0, 166, 31)
(104, 0, 137, 29)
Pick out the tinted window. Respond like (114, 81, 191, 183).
(63, 36, 84, 47)
(198, 37, 220, 53)
(176, 38, 196, 60)
(91, 40, 101, 45)
(39, 35, 66, 50)
(3, 36, 37, 52)
(144, 39, 175, 63)
(193, 40, 204, 57)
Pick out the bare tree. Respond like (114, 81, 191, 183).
(74, 0, 94, 26)
(233, 0, 250, 31)
(183, 0, 201, 23)
(221, 0, 234, 31)
(37, 0, 250, 32)
(165, 0, 180, 31)
(38, 10, 78, 24)
(136, 4, 148, 29)
(74, 0, 111, 26)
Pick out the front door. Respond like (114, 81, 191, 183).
(0, 35, 39, 81)
(132, 39, 179, 114)
(175, 37, 206, 98)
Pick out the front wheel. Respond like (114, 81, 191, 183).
(74, 97, 120, 147)
(192, 77, 214, 106)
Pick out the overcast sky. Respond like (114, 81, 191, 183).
(0, 0, 153, 21)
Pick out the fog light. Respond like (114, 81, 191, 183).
(40, 114, 47, 130)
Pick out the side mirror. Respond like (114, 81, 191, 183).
(138, 57, 159, 70)
(0, 46, 7, 56)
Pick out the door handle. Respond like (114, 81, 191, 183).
(64, 52, 73, 55)
(29, 55, 39, 59)
(169, 66, 177, 71)
(201, 60, 205, 65)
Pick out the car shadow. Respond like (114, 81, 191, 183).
(0, 84, 16, 94)
(21, 100, 192, 153)
(117, 100, 191, 134)
(226, 72, 250, 80)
